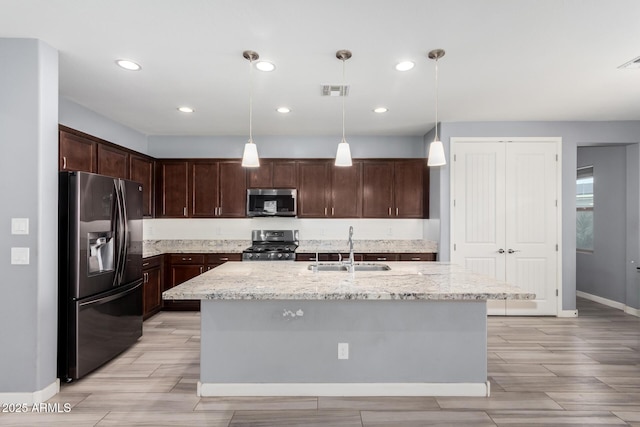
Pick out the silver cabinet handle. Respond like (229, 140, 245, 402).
(324, 207, 327, 216)
(183, 207, 187, 217)
(498, 249, 505, 253)
(388, 207, 392, 216)
(331, 207, 335, 216)
(396, 208, 399, 216)
(219, 257, 229, 261)
(377, 257, 387, 261)
(199, 266, 204, 274)
(218, 206, 222, 216)
(62, 156, 67, 169)
(182, 257, 192, 261)
(142, 262, 150, 267)
(411, 257, 421, 261)
(507, 249, 521, 254)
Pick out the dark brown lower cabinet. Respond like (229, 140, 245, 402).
(296, 253, 435, 262)
(142, 256, 162, 319)
(163, 254, 204, 311)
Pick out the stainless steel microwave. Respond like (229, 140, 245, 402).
(247, 189, 297, 217)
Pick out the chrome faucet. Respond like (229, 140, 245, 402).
(346, 226, 355, 271)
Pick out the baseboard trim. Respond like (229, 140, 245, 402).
(557, 309, 579, 317)
(577, 291, 639, 318)
(0, 379, 59, 404)
(197, 381, 490, 397)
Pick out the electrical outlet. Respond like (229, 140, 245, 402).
(337, 342, 349, 360)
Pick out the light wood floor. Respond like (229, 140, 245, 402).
(1, 297, 639, 426)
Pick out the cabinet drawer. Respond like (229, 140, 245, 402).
(142, 255, 162, 269)
(362, 253, 400, 262)
(399, 253, 436, 261)
(170, 254, 205, 264)
(206, 253, 241, 263)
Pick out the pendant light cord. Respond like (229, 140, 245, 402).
(341, 57, 346, 142)
(434, 56, 439, 141)
(249, 57, 253, 143)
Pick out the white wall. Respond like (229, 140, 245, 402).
(144, 218, 426, 241)
(0, 38, 58, 398)
(59, 97, 148, 154)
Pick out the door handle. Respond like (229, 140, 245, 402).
(507, 249, 521, 254)
(497, 249, 505, 254)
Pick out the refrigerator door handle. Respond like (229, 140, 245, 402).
(119, 179, 130, 282)
(113, 179, 126, 287)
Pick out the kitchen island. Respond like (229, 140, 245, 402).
(163, 261, 534, 397)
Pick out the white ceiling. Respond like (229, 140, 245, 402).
(1, 0, 639, 137)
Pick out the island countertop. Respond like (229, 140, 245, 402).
(163, 261, 534, 301)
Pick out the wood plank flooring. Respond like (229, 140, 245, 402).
(1, 297, 638, 426)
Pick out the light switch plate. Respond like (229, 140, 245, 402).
(11, 218, 29, 235)
(11, 247, 30, 265)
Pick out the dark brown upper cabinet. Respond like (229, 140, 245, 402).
(97, 143, 129, 179)
(129, 154, 155, 217)
(247, 159, 297, 188)
(59, 129, 97, 173)
(362, 159, 425, 218)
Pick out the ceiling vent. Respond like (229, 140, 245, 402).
(322, 85, 350, 96)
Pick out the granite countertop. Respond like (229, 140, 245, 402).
(144, 239, 438, 258)
(163, 261, 534, 301)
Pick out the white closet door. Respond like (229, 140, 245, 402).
(452, 139, 559, 316)
(452, 142, 507, 280)
(504, 142, 558, 315)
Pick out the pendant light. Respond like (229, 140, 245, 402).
(242, 50, 260, 168)
(427, 49, 447, 167)
(335, 49, 353, 167)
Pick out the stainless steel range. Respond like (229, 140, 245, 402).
(242, 230, 299, 261)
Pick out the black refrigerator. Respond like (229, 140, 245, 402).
(58, 171, 143, 382)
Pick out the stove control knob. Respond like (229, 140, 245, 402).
(283, 253, 289, 259)
(247, 254, 252, 259)
(277, 253, 283, 259)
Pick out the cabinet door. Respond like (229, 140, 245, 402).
(393, 160, 423, 218)
(218, 161, 246, 217)
(159, 161, 189, 217)
(129, 154, 154, 217)
(298, 161, 331, 217)
(362, 161, 394, 217)
(143, 267, 161, 319)
(97, 144, 129, 179)
(59, 130, 97, 173)
(331, 161, 362, 217)
(191, 161, 220, 217)
(170, 264, 204, 287)
(246, 160, 272, 188)
(272, 160, 297, 188)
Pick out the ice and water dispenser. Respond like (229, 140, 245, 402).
(88, 232, 114, 275)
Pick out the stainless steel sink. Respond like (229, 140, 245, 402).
(308, 263, 391, 272)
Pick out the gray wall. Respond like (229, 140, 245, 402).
(576, 146, 628, 304)
(148, 134, 425, 159)
(626, 144, 640, 310)
(433, 121, 640, 311)
(59, 97, 148, 154)
(0, 39, 58, 393)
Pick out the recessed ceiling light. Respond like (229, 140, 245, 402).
(395, 61, 414, 71)
(618, 56, 640, 69)
(116, 59, 142, 71)
(255, 61, 275, 72)
(177, 106, 194, 113)
(373, 107, 388, 113)
(276, 107, 291, 113)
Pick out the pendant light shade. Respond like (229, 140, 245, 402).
(242, 50, 260, 168)
(335, 50, 353, 167)
(427, 49, 446, 167)
(242, 139, 260, 168)
(335, 138, 352, 167)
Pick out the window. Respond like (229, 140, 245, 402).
(576, 166, 594, 252)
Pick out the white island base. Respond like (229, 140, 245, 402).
(197, 299, 490, 397)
